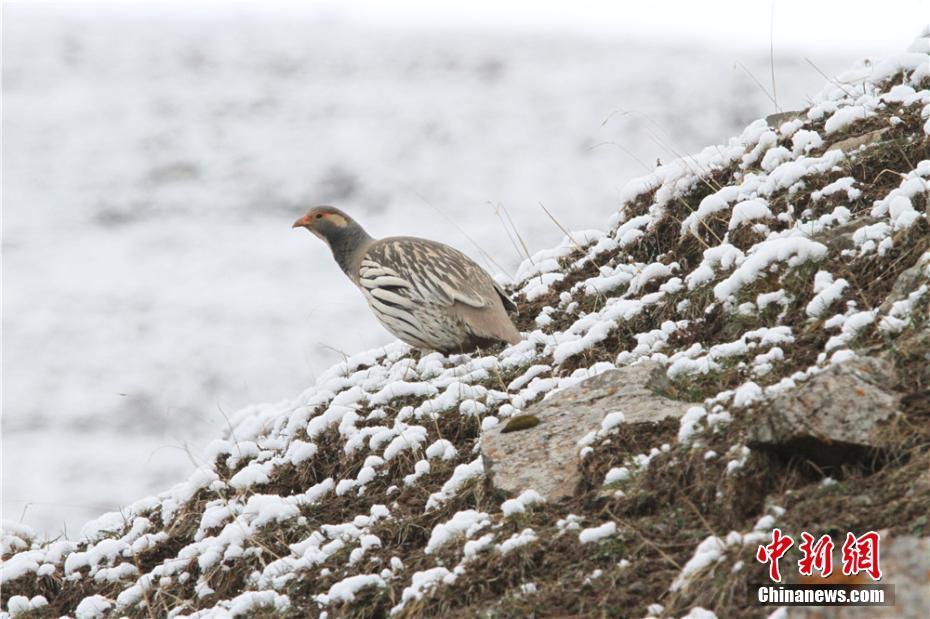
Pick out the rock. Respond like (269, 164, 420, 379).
(878, 254, 930, 315)
(825, 127, 889, 154)
(818, 216, 880, 254)
(789, 532, 930, 619)
(481, 361, 691, 500)
(749, 357, 901, 457)
(766, 109, 805, 127)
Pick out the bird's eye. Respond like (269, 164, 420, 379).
(315, 213, 324, 219)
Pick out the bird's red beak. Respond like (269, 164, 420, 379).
(292, 214, 311, 229)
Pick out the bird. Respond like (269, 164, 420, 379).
(293, 206, 521, 354)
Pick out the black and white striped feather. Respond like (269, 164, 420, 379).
(355, 238, 517, 351)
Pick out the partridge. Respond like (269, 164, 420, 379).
(293, 206, 521, 354)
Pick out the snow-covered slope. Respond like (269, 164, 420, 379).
(5, 11, 856, 538)
(2, 35, 929, 619)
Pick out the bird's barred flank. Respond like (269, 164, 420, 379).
(294, 206, 521, 354)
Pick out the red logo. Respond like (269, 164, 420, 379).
(841, 531, 882, 580)
(798, 532, 834, 577)
(756, 530, 882, 582)
(755, 527, 794, 582)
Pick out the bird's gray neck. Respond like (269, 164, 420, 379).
(328, 226, 373, 276)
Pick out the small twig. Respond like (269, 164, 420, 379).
(607, 107, 720, 190)
(805, 57, 858, 99)
(588, 140, 653, 174)
(415, 192, 507, 275)
(609, 511, 683, 570)
(319, 343, 350, 365)
(215, 401, 242, 458)
(490, 200, 531, 266)
(145, 443, 201, 469)
(736, 61, 779, 110)
(893, 141, 915, 171)
(499, 202, 533, 264)
(538, 202, 580, 248)
(867, 168, 907, 188)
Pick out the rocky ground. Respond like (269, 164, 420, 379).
(2, 34, 929, 619)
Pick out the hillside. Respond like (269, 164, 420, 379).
(2, 35, 929, 618)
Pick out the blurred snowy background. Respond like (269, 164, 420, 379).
(2, 0, 923, 537)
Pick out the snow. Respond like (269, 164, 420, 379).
(881, 281, 929, 333)
(382, 426, 429, 460)
(604, 467, 631, 485)
(321, 574, 386, 604)
(243, 495, 300, 527)
(728, 198, 772, 229)
(806, 272, 849, 318)
(501, 490, 546, 517)
(811, 176, 860, 201)
(425, 510, 490, 554)
(498, 529, 538, 553)
(461, 534, 495, 561)
(680, 607, 719, 619)
(888, 196, 920, 230)
(825, 309, 878, 351)
(714, 237, 828, 301)
(686, 244, 745, 289)
(391, 567, 452, 615)
(725, 446, 752, 474)
(286, 440, 319, 465)
(425, 458, 484, 510)
(523, 273, 568, 301)
(677, 407, 708, 443)
(600, 411, 626, 432)
(824, 105, 874, 133)
(556, 515, 582, 533)
(424, 439, 458, 461)
(199, 590, 291, 617)
(761, 146, 793, 172)
(5, 595, 49, 616)
(670, 535, 727, 591)
(732, 382, 763, 408)
(74, 595, 113, 618)
(791, 129, 823, 155)
(507, 365, 552, 391)
(578, 522, 618, 544)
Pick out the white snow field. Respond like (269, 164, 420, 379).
(3, 5, 862, 537)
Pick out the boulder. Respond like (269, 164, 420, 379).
(749, 357, 900, 454)
(481, 361, 691, 500)
(825, 127, 890, 154)
(818, 216, 880, 254)
(765, 109, 805, 127)
(878, 255, 930, 315)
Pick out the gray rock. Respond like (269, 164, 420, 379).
(481, 361, 691, 500)
(766, 109, 805, 127)
(879, 256, 930, 315)
(749, 357, 900, 451)
(818, 216, 880, 254)
(825, 127, 889, 154)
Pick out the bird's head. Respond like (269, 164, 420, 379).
(293, 207, 373, 275)
(292, 206, 355, 244)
